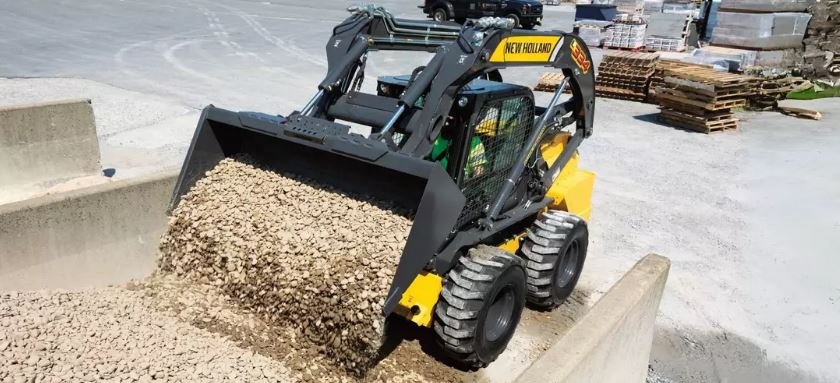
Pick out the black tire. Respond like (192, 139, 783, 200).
(519, 210, 588, 309)
(434, 245, 527, 368)
(506, 13, 520, 28)
(432, 7, 448, 22)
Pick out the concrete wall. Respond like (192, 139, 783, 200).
(514, 254, 671, 383)
(0, 98, 101, 187)
(0, 171, 177, 290)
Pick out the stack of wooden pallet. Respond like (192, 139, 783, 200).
(647, 59, 711, 102)
(595, 51, 660, 101)
(747, 74, 804, 111)
(655, 67, 757, 133)
(534, 72, 566, 92)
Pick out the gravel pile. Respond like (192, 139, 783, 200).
(0, 288, 292, 383)
(158, 157, 413, 374)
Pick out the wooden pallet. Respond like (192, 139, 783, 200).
(656, 89, 747, 111)
(598, 78, 649, 87)
(778, 106, 822, 120)
(658, 101, 734, 119)
(600, 67, 656, 75)
(534, 72, 565, 92)
(601, 52, 660, 65)
(595, 51, 661, 102)
(658, 84, 751, 103)
(604, 46, 647, 52)
(596, 86, 647, 101)
(659, 109, 739, 134)
(664, 66, 759, 90)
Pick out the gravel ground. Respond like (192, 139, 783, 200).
(0, 276, 467, 383)
(158, 157, 413, 375)
(0, 286, 293, 383)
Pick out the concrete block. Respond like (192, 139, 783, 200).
(711, 12, 811, 50)
(647, 12, 689, 38)
(0, 171, 177, 290)
(514, 254, 671, 383)
(720, 0, 814, 13)
(0, 99, 101, 187)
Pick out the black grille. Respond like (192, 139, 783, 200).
(456, 95, 535, 227)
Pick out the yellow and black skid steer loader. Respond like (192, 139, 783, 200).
(169, 5, 596, 367)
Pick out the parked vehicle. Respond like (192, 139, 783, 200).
(420, 0, 543, 29)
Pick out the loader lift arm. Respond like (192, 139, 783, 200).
(305, 6, 594, 152)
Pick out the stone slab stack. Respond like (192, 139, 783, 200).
(711, 11, 811, 50)
(645, 13, 691, 52)
(703, 0, 813, 70)
(801, 0, 840, 79)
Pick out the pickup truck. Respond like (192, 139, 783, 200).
(420, 0, 543, 29)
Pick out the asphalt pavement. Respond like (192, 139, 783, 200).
(0, 0, 577, 113)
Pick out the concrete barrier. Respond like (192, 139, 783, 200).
(0, 98, 101, 187)
(0, 167, 669, 381)
(514, 254, 671, 383)
(0, 171, 177, 290)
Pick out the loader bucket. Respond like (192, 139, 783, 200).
(171, 106, 466, 315)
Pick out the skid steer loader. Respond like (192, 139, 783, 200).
(169, 5, 596, 367)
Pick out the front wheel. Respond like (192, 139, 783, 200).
(432, 8, 448, 22)
(434, 245, 527, 368)
(506, 13, 520, 28)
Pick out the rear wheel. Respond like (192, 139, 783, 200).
(519, 210, 588, 309)
(434, 245, 526, 368)
(432, 7, 448, 22)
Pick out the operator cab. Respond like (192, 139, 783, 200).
(377, 75, 537, 227)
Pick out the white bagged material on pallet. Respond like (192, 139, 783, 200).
(644, 0, 664, 14)
(711, 12, 811, 50)
(605, 25, 647, 48)
(719, 0, 814, 13)
(575, 20, 613, 47)
(614, 0, 645, 13)
(646, 36, 686, 52)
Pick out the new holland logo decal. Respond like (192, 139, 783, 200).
(570, 39, 591, 74)
(489, 36, 564, 63)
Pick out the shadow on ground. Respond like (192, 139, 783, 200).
(632, 113, 707, 134)
(649, 326, 827, 383)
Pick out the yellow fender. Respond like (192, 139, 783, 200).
(499, 132, 595, 254)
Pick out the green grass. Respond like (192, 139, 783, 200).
(787, 84, 840, 100)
